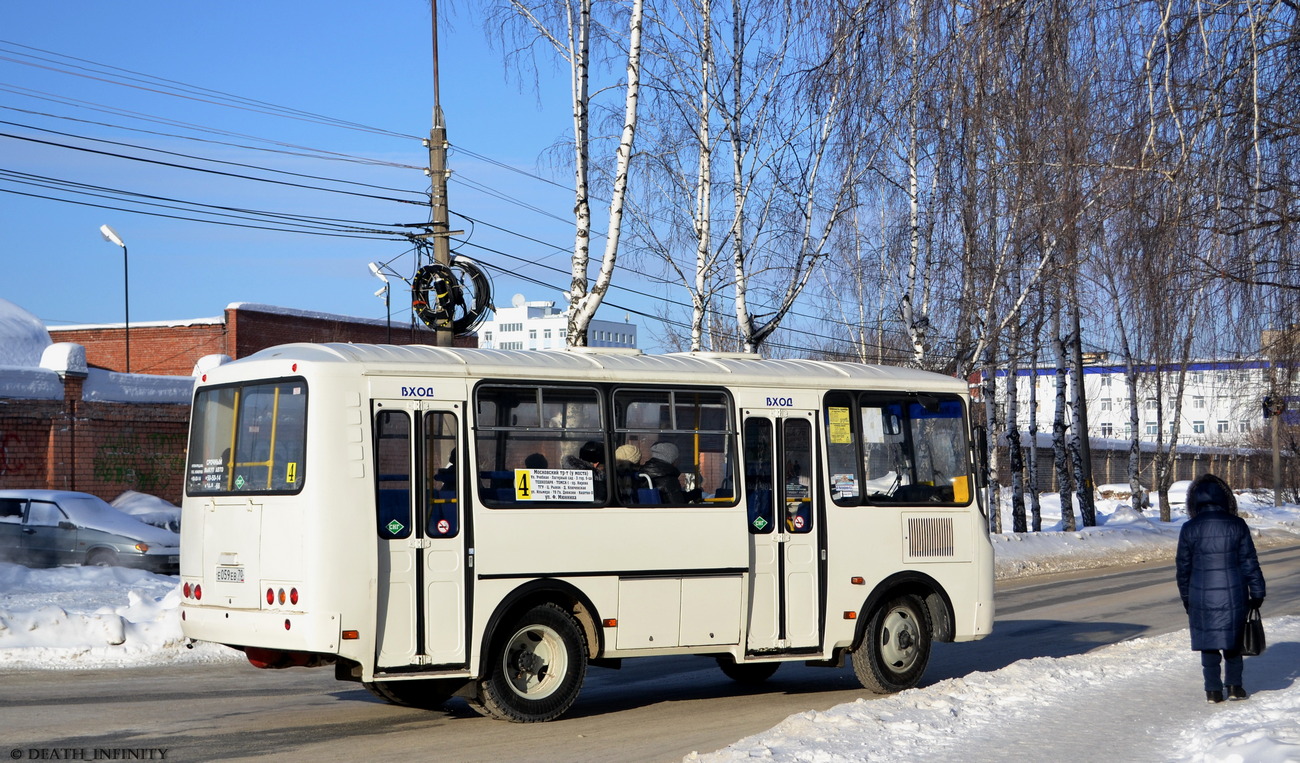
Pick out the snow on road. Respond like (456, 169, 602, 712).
(2, 488, 1299, 761)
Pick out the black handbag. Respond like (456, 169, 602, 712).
(1241, 607, 1266, 657)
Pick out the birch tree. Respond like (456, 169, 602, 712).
(491, 0, 645, 346)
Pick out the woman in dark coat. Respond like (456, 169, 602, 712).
(1175, 473, 1266, 703)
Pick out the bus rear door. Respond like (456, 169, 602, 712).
(741, 408, 822, 653)
(372, 401, 468, 671)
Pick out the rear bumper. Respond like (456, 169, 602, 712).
(181, 604, 341, 654)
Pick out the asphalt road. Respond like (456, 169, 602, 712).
(3, 543, 1298, 763)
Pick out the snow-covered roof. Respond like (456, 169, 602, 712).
(48, 316, 224, 331)
(0, 297, 52, 367)
(226, 302, 410, 330)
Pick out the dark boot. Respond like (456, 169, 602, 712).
(1226, 686, 1248, 701)
(1206, 690, 1224, 703)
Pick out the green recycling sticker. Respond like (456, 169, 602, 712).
(752, 516, 769, 530)
(235, 475, 245, 489)
(387, 519, 405, 534)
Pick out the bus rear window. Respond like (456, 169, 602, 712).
(187, 379, 308, 495)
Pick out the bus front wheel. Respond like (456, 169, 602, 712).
(851, 594, 932, 694)
(469, 602, 588, 722)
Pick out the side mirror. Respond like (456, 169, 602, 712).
(58, 521, 77, 531)
(971, 425, 989, 489)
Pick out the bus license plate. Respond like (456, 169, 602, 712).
(216, 566, 245, 583)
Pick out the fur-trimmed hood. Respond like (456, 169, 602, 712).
(1186, 473, 1237, 518)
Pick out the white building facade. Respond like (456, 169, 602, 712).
(477, 295, 639, 351)
(990, 359, 1297, 447)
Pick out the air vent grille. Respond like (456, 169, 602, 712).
(907, 516, 955, 558)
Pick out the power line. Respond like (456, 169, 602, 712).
(0, 40, 418, 140)
(1, 130, 425, 206)
(0, 168, 412, 234)
(0, 185, 402, 240)
(0, 101, 423, 170)
(1, 117, 427, 196)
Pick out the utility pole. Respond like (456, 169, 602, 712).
(427, 0, 453, 347)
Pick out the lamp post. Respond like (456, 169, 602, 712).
(99, 225, 129, 373)
(368, 262, 391, 344)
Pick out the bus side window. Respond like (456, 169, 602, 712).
(743, 418, 774, 533)
(374, 410, 413, 539)
(425, 411, 459, 537)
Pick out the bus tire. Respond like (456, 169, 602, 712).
(470, 602, 587, 723)
(716, 657, 780, 685)
(851, 594, 931, 694)
(362, 678, 459, 710)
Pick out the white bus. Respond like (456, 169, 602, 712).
(179, 344, 994, 722)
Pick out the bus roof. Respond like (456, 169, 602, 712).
(230, 343, 968, 393)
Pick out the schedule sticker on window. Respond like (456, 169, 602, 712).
(515, 469, 595, 501)
(828, 407, 852, 444)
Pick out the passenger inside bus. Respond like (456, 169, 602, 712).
(561, 441, 607, 502)
(434, 448, 456, 490)
(613, 444, 643, 503)
(640, 442, 703, 504)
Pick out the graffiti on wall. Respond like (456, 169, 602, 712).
(0, 431, 30, 477)
(93, 431, 186, 492)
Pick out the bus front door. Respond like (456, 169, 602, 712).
(373, 401, 468, 671)
(742, 409, 822, 653)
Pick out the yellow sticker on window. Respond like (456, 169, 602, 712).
(285, 462, 298, 484)
(952, 475, 969, 503)
(828, 407, 852, 444)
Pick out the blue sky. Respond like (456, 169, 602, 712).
(0, 2, 666, 347)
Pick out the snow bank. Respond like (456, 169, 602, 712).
(991, 489, 1300, 579)
(692, 617, 1300, 763)
(0, 564, 237, 668)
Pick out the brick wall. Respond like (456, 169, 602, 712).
(49, 324, 226, 376)
(0, 376, 190, 504)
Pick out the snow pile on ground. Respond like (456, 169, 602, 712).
(991, 485, 1300, 579)
(692, 618, 1300, 763)
(0, 561, 236, 668)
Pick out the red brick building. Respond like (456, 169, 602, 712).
(49, 302, 472, 376)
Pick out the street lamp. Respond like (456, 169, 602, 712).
(368, 262, 391, 344)
(100, 225, 129, 373)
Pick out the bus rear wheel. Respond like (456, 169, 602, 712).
(851, 594, 932, 694)
(716, 657, 780, 684)
(363, 678, 460, 710)
(468, 602, 588, 723)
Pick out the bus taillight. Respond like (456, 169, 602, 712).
(290, 588, 299, 605)
(183, 582, 192, 598)
(193, 585, 202, 601)
(266, 588, 274, 605)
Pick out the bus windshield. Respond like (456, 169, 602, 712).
(187, 379, 308, 495)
